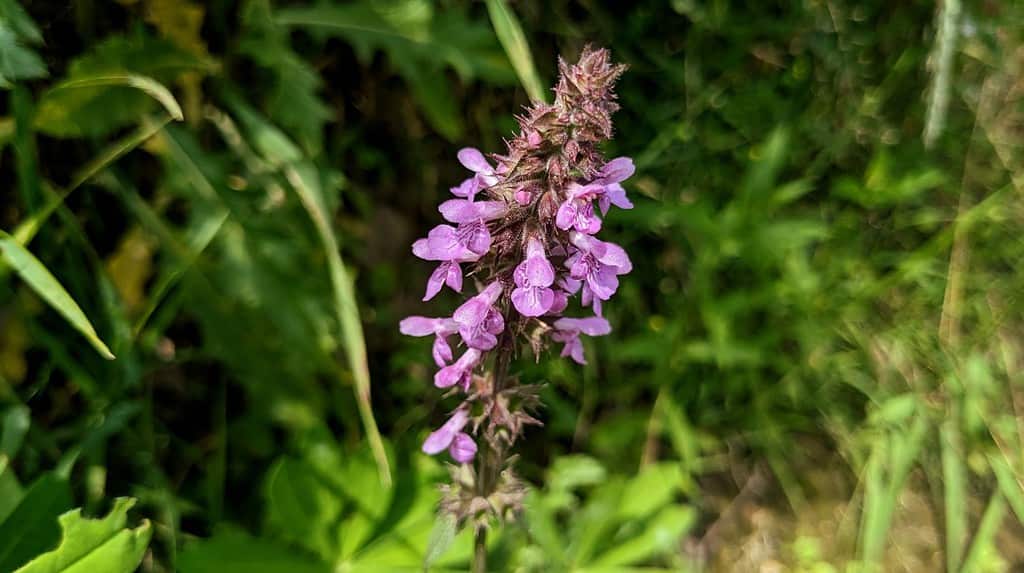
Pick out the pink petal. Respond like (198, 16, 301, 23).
(449, 432, 477, 463)
(399, 316, 440, 336)
(511, 286, 554, 317)
(600, 157, 635, 184)
(445, 262, 463, 292)
(422, 409, 469, 454)
(555, 201, 576, 231)
(457, 148, 491, 173)
(423, 264, 447, 301)
(432, 335, 453, 366)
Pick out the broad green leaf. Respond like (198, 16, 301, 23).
(263, 458, 341, 561)
(523, 490, 567, 566)
(548, 455, 607, 493)
(422, 514, 458, 570)
(0, 473, 73, 572)
(571, 479, 626, 566)
(15, 498, 151, 573)
(868, 393, 918, 427)
(618, 463, 682, 520)
(178, 527, 329, 573)
(1, 404, 29, 458)
(34, 32, 211, 137)
(590, 505, 696, 567)
(485, 0, 546, 102)
(0, 231, 115, 360)
(0, 456, 23, 523)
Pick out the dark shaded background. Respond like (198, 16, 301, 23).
(2, 0, 1024, 571)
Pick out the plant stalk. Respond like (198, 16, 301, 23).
(472, 321, 515, 573)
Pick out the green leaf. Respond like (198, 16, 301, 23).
(239, 0, 332, 152)
(0, 0, 41, 42)
(941, 422, 967, 572)
(548, 455, 607, 493)
(263, 458, 341, 561)
(1, 404, 29, 459)
(46, 74, 184, 122)
(34, 32, 211, 137)
(422, 514, 458, 569)
(523, 490, 567, 566)
(0, 473, 73, 572)
(276, 1, 515, 140)
(485, 0, 546, 102)
(0, 456, 23, 523)
(959, 493, 1006, 573)
(178, 527, 330, 573)
(0, 230, 115, 360)
(0, 24, 46, 88)
(590, 505, 697, 567)
(618, 463, 682, 520)
(14, 498, 151, 573)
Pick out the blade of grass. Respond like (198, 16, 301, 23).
(0, 230, 114, 360)
(958, 492, 1005, 573)
(859, 415, 928, 567)
(988, 453, 1024, 524)
(485, 0, 546, 103)
(12, 86, 41, 212)
(284, 163, 391, 486)
(46, 75, 184, 123)
(941, 421, 967, 572)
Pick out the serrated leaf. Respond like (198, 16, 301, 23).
(178, 527, 330, 573)
(0, 0, 42, 44)
(15, 498, 151, 573)
(0, 473, 73, 572)
(239, 0, 331, 153)
(0, 230, 115, 360)
(34, 32, 210, 137)
(0, 24, 46, 88)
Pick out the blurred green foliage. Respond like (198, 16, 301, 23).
(2, 0, 1024, 571)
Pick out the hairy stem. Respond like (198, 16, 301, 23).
(473, 527, 488, 573)
(472, 322, 514, 573)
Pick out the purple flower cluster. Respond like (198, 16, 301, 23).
(400, 47, 632, 472)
